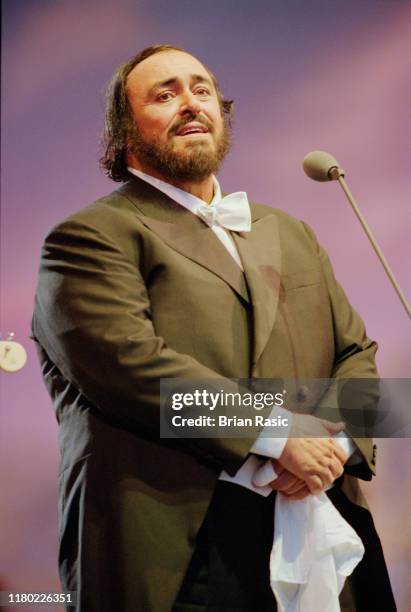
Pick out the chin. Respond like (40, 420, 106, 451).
(180, 141, 215, 155)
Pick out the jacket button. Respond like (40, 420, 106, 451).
(297, 385, 309, 402)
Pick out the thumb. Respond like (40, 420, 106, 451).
(320, 419, 345, 435)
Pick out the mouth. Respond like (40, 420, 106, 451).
(174, 122, 210, 137)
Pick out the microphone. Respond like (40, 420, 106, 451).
(303, 150, 344, 182)
(303, 150, 410, 318)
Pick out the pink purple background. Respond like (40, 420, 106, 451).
(1, 0, 410, 609)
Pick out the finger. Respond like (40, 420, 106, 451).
(282, 480, 307, 495)
(318, 453, 345, 481)
(270, 471, 300, 492)
(319, 467, 335, 488)
(271, 459, 285, 475)
(286, 486, 312, 501)
(308, 459, 336, 488)
(272, 459, 284, 473)
(270, 472, 297, 491)
(306, 474, 324, 495)
(320, 419, 345, 435)
(329, 457, 345, 480)
(330, 440, 348, 465)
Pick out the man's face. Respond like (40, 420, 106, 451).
(125, 50, 231, 182)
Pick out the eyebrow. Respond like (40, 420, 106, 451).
(147, 74, 213, 97)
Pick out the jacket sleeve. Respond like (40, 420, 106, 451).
(301, 221, 379, 480)
(32, 217, 255, 475)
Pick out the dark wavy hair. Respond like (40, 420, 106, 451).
(99, 44, 234, 182)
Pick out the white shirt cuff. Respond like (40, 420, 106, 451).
(334, 431, 363, 465)
(250, 406, 293, 459)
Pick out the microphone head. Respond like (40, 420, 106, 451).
(303, 150, 342, 181)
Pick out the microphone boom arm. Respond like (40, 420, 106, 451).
(303, 150, 410, 319)
(336, 173, 411, 319)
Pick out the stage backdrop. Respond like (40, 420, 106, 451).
(1, 0, 410, 609)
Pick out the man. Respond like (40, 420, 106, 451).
(32, 45, 395, 611)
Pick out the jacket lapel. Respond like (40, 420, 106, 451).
(117, 178, 250, 304)
(233, 214, 282, 368)
(118, 178, 281, 366)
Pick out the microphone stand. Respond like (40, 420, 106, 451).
(328, 166, 411, 319)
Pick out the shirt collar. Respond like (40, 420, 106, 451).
(127, 166, 222, 215)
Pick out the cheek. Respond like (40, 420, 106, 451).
(136, 110, 175, 139)
(212, 115, 225, 138)
(208, 104, 224, 132)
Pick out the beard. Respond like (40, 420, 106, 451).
(127, 114, 231, 182)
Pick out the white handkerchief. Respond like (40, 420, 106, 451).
(270, 491, 364, 612)
(219, 455, 364, 612)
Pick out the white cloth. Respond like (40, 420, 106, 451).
(270, 492, 364, 612)
(222, 435, 365, 612)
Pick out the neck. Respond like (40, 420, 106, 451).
(169, 176, 214, 203)
(127, 157, 215, 204)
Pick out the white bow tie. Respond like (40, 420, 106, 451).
(197, 192, 251, 232)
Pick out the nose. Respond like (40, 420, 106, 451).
(179, 90, 201, 116)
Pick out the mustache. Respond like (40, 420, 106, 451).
(169, 114, 213, 136)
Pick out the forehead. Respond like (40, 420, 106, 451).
(126, 50, 213, 96)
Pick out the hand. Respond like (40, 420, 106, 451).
(276, 414, 348, 495)
(269, 460, 311, 501)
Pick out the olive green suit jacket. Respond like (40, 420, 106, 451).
(32, 177, 378, 611)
